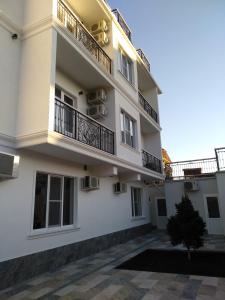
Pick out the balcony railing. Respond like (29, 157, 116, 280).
(215, 147, 225, 171)
(139, 92, 158, 123)
(142, 150, 162, 173)
(137, 49, 150, 72)
(57, 0, 112, 74)
(55, 99, 114, 155)
(112, 9, 132, 41)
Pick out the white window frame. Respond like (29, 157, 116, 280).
(55, 85, 77, 108)
(120, 110, 136, 148)
(131, 187, 143, 218)
(118, 47, 134, 84)
(32, 171, 77, 235)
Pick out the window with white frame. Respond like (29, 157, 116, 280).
(131, 187, 143, 217)
(120, 110, 136, 148)
(33, 172, 75, 230)
(118, 47, 133, 84)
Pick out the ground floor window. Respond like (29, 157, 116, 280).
(157, 198, 167, 216)
(131, 187, 142, 217)
(33, 172, 75, 230)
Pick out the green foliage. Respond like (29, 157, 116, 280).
(167, 194, 206, 258)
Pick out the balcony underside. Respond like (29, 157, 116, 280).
(137, 62, 161, 93)
(140, 113, 159, 134)
(17, 132, 164, 182)
(56, 33, 112, 90)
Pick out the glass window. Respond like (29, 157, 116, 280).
(131, 187, 142, 217)
(119, 48, 133, 84)
(206, 196, 220, 218)
(120, 111, 136, 148)
(33, 172, 75, 230)
(157, 198, 167, 217)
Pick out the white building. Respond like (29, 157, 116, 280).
(0, 0, 163, 289)
(149, 148, 225, 235)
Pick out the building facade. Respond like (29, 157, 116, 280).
(0, 0, 163, 289)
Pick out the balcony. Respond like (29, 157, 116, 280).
(57, 0, 112, 74)
(137, 49, 150, 72)
(139, 92, 158, 123)
(112, 9, 132, 41)
(142, 150, 162, 173)
(55, 99, 114, 155)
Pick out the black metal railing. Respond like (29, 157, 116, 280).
(137, 49, 150, 72)
(55, 99, 114, 155)
(139, 92, 158, 123)
(57, 0, 112, 74)
(165, 158, 218, 180)
(215, 147, 225, 171)
(142, 150, 162, 173)
(112, 9, 132, 41)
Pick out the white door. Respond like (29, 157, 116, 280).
(204, 194, 223, 234)
(156, 197, 168, 229)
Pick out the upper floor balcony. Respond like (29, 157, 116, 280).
(139, 92, 158, 124)
(142, 150, 162, 174)
(54, 98, 115, 155)
(112, 9, 132, 41)
(57, 0, 112, 74)
(137, 49, 150, 72)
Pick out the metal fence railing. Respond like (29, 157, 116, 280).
(139, 92, 158, 123)
(215, 147, 225, 171)
(142, 150, 162, 174)
(137, 49, 150, 72)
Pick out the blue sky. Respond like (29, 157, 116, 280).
(108, 0, 225, 161)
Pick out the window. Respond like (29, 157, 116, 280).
(55, 86, 77, 136)
(206, 196, 220, 218)
(120, 110, 136, 148)
(118, 47, 133, 83)
(33, 172, 75, 230)
(157, 198, 167, 217)
(131, 187, 142, 217)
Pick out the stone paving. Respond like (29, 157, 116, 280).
(1, 231, 225, 300)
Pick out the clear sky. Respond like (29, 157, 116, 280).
(108, 0, 225, 161)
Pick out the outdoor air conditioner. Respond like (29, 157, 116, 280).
(0, 152, 20, 179)
(87, 104, 108, 119)
(113, 182, 127, 194)
(87, 89, 107, 105)
(184, 180, 200, 192)
(93, 32, 109, 47)
(91, 19, 108, 34)
(81, 176, 100, 191)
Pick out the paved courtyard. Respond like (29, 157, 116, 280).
(1, 231, 225, 300)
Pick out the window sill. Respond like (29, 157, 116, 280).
(120, 142, 140, 154)
(131, 216, 146, 221)
(28, 225, 80, 239)
(118, 70, 137, 91)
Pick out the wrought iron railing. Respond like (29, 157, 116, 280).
(139, 92, 158, 123)
(57, 0, 112, 74)
(165, 158, 218, 180)
(215, 147, 225, 171)
(55, 99, 114, 155)
(112, 9, 132, 41)
(142, 150, 162, 173)
(137, 49, 150, 72)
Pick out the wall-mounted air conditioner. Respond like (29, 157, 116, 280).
(93, 32, 109, 47)
(0, 152, 19, 179)
(81, 176, 100, 191)
(87, 104, 108, 119)
(91, 19, 108, 34)
(87, 89, 107, 105)
(113, 182, 127, 194)
(184, 180, 200, 192)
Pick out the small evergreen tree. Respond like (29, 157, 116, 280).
(167, 194, 206, 261)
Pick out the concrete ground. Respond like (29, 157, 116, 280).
(1, 231, 225, 300)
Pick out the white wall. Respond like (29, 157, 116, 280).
(0, 0, 25, 26)
(0, 150, 150, 262)
(216, 172, 225, 233)
(141, 132, 162, 159)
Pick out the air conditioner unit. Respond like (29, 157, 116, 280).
(113, 182, 127, 194)
(87, 89, 107, 105)
(91, 19, 108, 34)
(81, 176, 100, 191)
(87, 104, 108, 119)
(93, 32, 109, 47)
(184, 180, 200, 192)
(0, 152, 20, 179)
